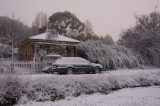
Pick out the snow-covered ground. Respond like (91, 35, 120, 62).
(1, 68, 159, 106)
(16, 86, 160, 106)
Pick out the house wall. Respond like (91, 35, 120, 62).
(19, 41, 35, 61)
(65, 45, 77, 57)
(19, 40, 79, 61)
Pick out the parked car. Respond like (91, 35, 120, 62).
(42, 57, 103, 74)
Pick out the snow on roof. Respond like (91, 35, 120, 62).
(29, 32, 80, 43)
(33, 42, 78, 46)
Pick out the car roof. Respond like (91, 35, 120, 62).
(54, 57, 89, 64)
(60, 57, 84, 59)
(46, 54, 62, 57)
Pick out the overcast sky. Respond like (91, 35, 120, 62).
(0, 0, 160, 41)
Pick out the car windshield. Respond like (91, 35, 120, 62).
(54, 57, 90, 64)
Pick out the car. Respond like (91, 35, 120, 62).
(42, 57, 103, 74)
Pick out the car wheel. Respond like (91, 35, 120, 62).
(67, 67, 74, 74)
(94, 67, 101, 74)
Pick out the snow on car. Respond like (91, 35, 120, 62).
(42, 57, 103, 74)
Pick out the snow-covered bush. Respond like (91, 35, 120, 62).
(17, 69, 160, 104)
(77, 40, 144, 70)
(1, 69, 160, 105)
(0, 75, 27, 106)
(118, 11, 160, 66)
(26, 83, 65, 102)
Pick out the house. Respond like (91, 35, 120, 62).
(19, 31, 80, 61)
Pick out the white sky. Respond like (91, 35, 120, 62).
(0, 0, 160, 41)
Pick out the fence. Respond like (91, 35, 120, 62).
(0, 60, 48, 74)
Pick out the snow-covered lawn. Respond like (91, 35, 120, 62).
(16, 86, 160, 106)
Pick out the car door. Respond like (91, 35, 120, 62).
(72, 63, 85, 73)
(82, 62, 94, 72)
(73, 62, 93, 73)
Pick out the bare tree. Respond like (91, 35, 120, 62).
(83, 20, 94, 37)
(33, 11, 48, 33)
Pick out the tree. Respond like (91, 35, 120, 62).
(83, 20, 94, 37)
(118, 11, 160, 66)
(71, 20, 100, 41)
(30, 25, 39, 36)
(0, 16, 31, 46)
(33, 11, 47, 34)
(100, 34, 114, 45)
(49, 11, 100, 41)
(49, 11, 85, 36)
(79, 20, 99, 41)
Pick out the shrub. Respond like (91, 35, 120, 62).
(17, 69, 160, 105)
(1, 69, 160, 105)
(77, 40, 144, 70)
(26, 83, 65, 102)
(0, 75, 27, 106)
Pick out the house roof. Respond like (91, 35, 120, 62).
(29, 32, 80, 43)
